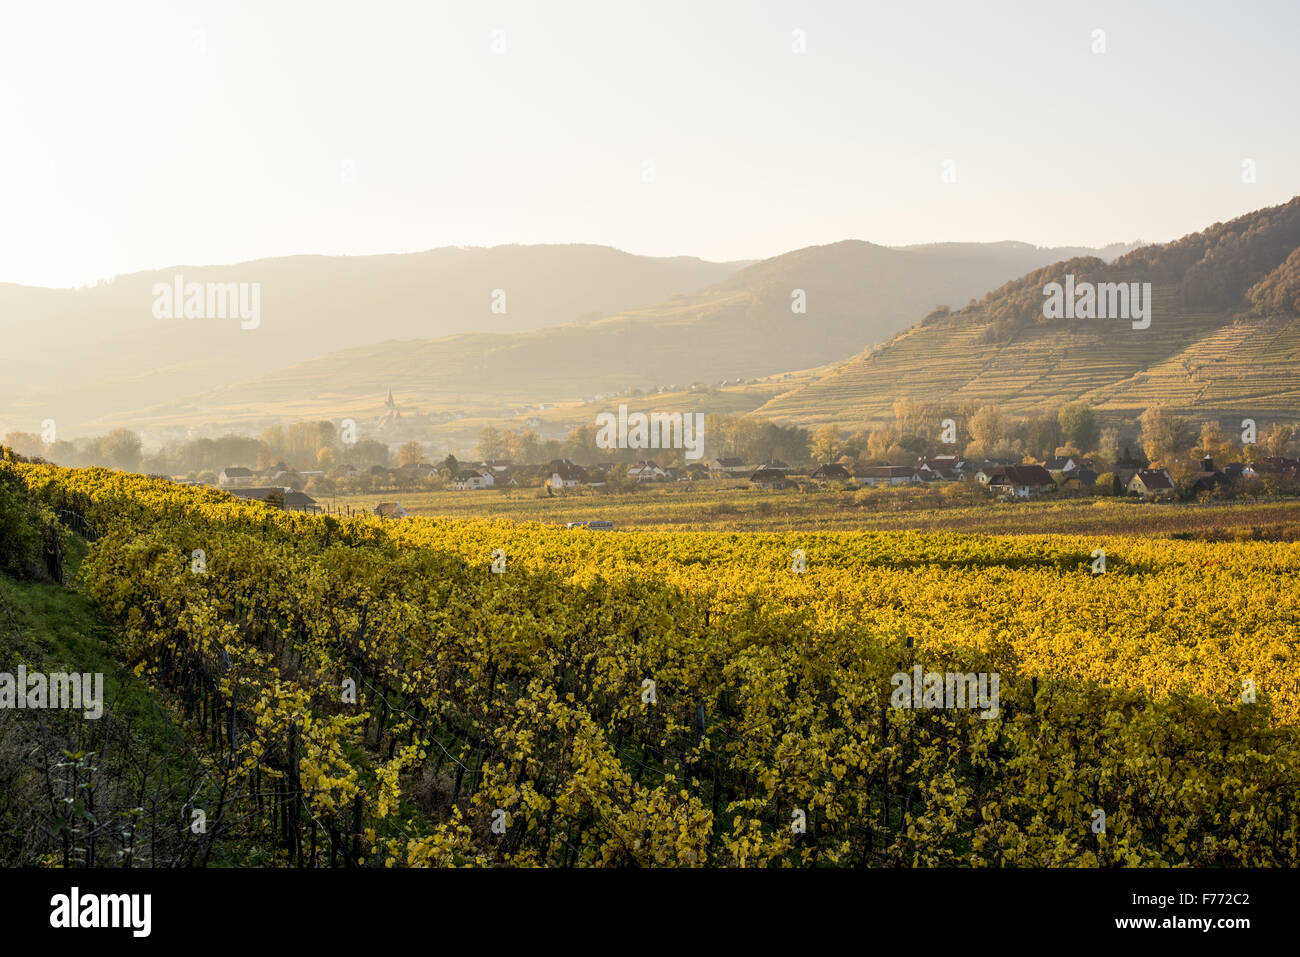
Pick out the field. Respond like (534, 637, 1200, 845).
(8, 460, 1300, 867)
(331, 481, 1300, 538)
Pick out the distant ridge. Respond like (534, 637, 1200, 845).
(0, 244, 747, 434)
(88, 238, 1138, 433)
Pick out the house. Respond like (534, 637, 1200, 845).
(854, 466, 922, 487)
(627, 460, 666, 482)
(970, 461, 1013, 485)
(1043, 455, 1091, 474)
(218, 466, 255, 488)
(916, 469, 949, 484)
(1188, 456, 1231, 494)
(478, 460, 514, 473)
(227, 486, 317, 512)
(684, 463, 710, 480)
(227, 486, 282, 503)
(1128, 468, 1175, 500)
(710, 457, 749, 477)
(396, 462, 437, 478)
(374, 502, 408, 519)
(453, 469, 495, 490)
(918, 455, 965, 474)
(282, 490, 320, 513)
(1250, 457, 1300, 476)
(749, 467, 792, 489)
(548, 463, 589, 489)
(762, 460, 791, 473)
(810, 463, 852, 483)
(1043, 456, 1097, 490)
(330, 464, 362, 480)
(1057, 468, 1099, 492)
(984, 464, 1057, 499)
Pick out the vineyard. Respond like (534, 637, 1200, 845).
(7, 458, 1300, 866)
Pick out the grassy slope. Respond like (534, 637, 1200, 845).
(0, 538, 183, 771)
(0, 540, 253, 867)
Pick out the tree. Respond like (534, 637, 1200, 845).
(347, 439, 391, 468)
(964, 405, 1023, 460)
(506, 429, 542, 465)
(1058, 403, 1100, 453)
(477, 426, 507, 461)
(811, 425, 841, 462)
(1139, 406, 1191, 465)
(1094, 471, 1122, 495)
(2, 432, 43, 459)
(1195, 421, 1234, 463)
(1097, 427, 1121, 466)
(100, 429, 143, 472)
(969, 405, 1010, 450)
(1023, 411, 1062, 460)
(518, 430, 542, 465)
(1262, 423, 1295, 458)
(562, 424, 600, 462)
(866, 426, 899, 462)
(398, 441, 426, 467)
(317, 447, 337, 469)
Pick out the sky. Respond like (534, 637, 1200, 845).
(1, 0, 1298, 288)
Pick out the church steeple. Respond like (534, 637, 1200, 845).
(385, 387, 396, 410)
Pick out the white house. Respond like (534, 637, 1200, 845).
(1128, 468, 1175, 500)
(549, 463, 589, 489)
(627, 460, 667, 481)
(710, 457, 749, 477)
(218, 467, 255, 488)
(854, 466, 922, 487)
(453, 469, 496, 491)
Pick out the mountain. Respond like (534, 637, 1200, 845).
(0, 245, 748, 435)
(89, 239, 1138, 433)
(757, 197, 1300, 427)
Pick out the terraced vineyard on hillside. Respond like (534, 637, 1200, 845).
(758, 292, 1299, 427)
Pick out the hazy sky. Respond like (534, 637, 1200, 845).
(2, 0, 1298, 287)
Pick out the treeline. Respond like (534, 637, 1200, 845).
(474, 416, 813, 467)
(8, 402, 1295, 488)
(2, 422, 394, 479)
(806, 398, 1297, 473)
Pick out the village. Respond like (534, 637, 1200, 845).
(205, 448, 1300, 518)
